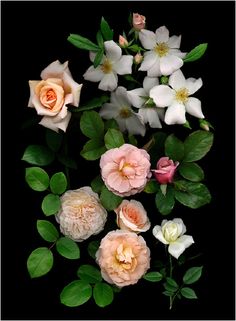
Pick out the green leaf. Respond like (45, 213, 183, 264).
(100, 185, 122, 211)
(56, 237, 80, 260)
(45, 129, 63, 152)
(104, 119, 119, 130)
(25, 167, 49, 191)
(166, 277, 178, 289)
(91, 175, 104, 194)
(165, 134, 184, 161)
(37, 220, 59, 242)
(96, 30, 104, 48)
(104, 128, 125, 149)
(94, 49, 104, 68)
(50, 172, 67, 195)
(174, 180, 211, 209)
(163, 290, 174, 297)
(180, 287, 198, 299)
(179, 162, 204, 182)
(155, 185, 175, 215)
(22, 144, 55, 166)
(183, 266, 203, 284)
(123, 74, 141, 86)
(149, 132, 167, 166)
(144, 180, 159, 194)
(93, 283, 114, 307)
(73, 96, 108, 112)
(87, 240, 100, 259)
(77, 265, 102, 284)
(42, 194, 61, 216)
(184, 43, 208, 62)
(128, 44, 144, 52)
(80, 139, 106, 161)
(163, 282, 177, 293)
(57, 153, 77, 170)
(27, 247, 53, 278)
(183, 130, 214, 162)
(80, 111, 104, 139)
(60, 280, 92, 307)
(143, 272, 163, 282)
(128, 134, 138, 146)
(100, 17, 113, 41)
(68, 34, 99, 51)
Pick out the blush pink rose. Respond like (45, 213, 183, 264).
(100, 144, 151, 197)
(153, 157, 179, 184)
(28, 60, 82, 132)
(96, 230, 150, 287)
(115, 200, 150, 233)
(132, 13, 146, 30)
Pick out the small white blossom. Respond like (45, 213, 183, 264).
(150, 69, 204, 125)
(99, 86, 146, 136)
(83, 40, 133, 91)
(139, 26, 186, 77)
(153, 218, 194, 259)
(127, 76, 164, 128)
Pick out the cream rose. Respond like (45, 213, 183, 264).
(56, 187, 107, 242)
(96, 230, 150, 287)
(28, 60, 82, 132)
(114, 200, 150, 233)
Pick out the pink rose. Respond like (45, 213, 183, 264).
(119, 35, 128, 48)
(96, 230, 150, 287)
(153, 157, 179, 184)
(115, 200, 150, 233)
(28, 60, 82, 132)
(100, 144, 151, 197)
(132, 13, 146, 30)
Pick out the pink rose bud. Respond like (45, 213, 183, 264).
(119, 35, 128, 48)
(153, 157, 179, 184)
(134, 53, 143, 65)
(132, 13, 146, 30)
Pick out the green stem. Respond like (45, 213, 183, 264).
(169, 254, 173, 309)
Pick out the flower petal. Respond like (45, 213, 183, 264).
(152, 225, 169, 245)
(169, 69, 186, 90)
(138, 108, 162, 128)
(143, 76, 159, 93)
(164, 101, 186, 125)
(150, 85, 175, 107)
(168, 241, 185, 259)
(28, 80, 40, 107)
(100, 103, 120, 119)
(114, 86, 131, 106)
(125, 114, 146, 136)
(147, 59, 162, 77)
(105, 40, 122, 62)
(113, 55, 133, 75)
(155, 26, 169, 43)
(139, 29, 156, 49)
(39, 112, 71, 133)
(63, 72, 82, 106)
(185, 77, 203, 95)
(169, 48, 187, 59)
(177, 235, 195, 248)
(139, 51, 158, 72)
(167, 35, 181, 49)
(127, 88, 146, 108)
(185, 97, 204, 118)
(98, 73, 118, 91)
(83, 65, 104, 82)
(40, 60, 70, 80)
(173, 218, 186, 235)
(160, 54, 183, 76)
(107, 172, 130, 193)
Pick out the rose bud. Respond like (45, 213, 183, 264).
(153, 157, 179, 184)
(119, 35, 128, 48)
(134, 53, 143, 65)
(132, 13, 146, 31)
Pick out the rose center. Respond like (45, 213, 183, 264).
(119, 159, 135, 178)
(40, 89, 57, 109)
(119, 107, 131, 118)
(175, 88, 189, 103)
(101, 59, 113, 74)
(154, 42, 169, 57)
(115, 244, 137, 271)
(163, 222, 179, 242)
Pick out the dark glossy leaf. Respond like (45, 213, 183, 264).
(60, 280, 92, 307)
(77, 265, 102, 283)
(100, 17, 113, 40)
(27, 247, 53, 278)
(50, 172, 67, 195)
(22, 145, 55, 166)
(41, 194, 61, 216)
(104, 128, 125, 149)
(179, 162, 204, 182)
(56, 237, 80, 260)
(25, 167, 49, 191)
(93, 283, 114, 307)
(100, 185, 122, 211)
(155, 185, 175, 215)
(80, 139, 106, 161)
(80, 111, 104, 139)
(68, 34, 99, 51)
(165, 134, 184, 161)
(184, 43, 208, 62)
(37, 220, 59, 242)
(183, 266, 203, 284)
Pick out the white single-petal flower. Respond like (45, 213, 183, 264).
(150, 69, 204, 125)
(99, 86, 146, 136)
(153, 218, 194, 259)
(139, 26, 186, 77)
(127, 76, 163, 128)
(83, 40, 133, 91)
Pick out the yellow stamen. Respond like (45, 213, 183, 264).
(101, 59, 112, 74)
(119, 107, 131, 118)
(175, 88, 189, 103)
(154, 42, 169, 57)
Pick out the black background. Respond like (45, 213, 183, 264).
(1, 1, 235, 320)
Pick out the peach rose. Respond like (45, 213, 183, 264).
(132, 13, 146, 30)
(55, 187, 107, 242)
(100, 144, 151, 197)
(96, 230, 150, 287)
(115, 200, 150, 233)
(28, 60, 82, 132)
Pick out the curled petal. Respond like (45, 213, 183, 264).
(167, 35, 182, 49)
(150, 85, 175, 107)
(39, 111, 71, 133)
(105, 40, 122, 62)
(40, 60, 70, 80)
(143, 76, 159, 93)
(83, 65, 104, 82)
(185, 97, 204, 118)
(160, 54, 183, 76)
(98, 73, 118, 91)
(169, 69, 186, 90)
(168, 235, 194, 259)
(164, 102, 186, 125)
(155, 26, 169, 43)
(127, 88, 146, 108)
(139, 29, 156, 49)
(139, 51, 158, 72)
(113, 55, 133, 75)
(152, 225, 169, 244)
(185, 77, 203, 95)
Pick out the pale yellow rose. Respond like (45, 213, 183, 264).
(28, 60, 82, 132)
(96, 230, 150, 287)
(56, 187, 107, 242)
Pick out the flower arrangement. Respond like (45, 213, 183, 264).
(22, 12, 214, 310)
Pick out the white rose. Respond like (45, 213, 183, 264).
(152, 218, 194, 259)
(28, 60, 82, 132)
(56, 187, 107, 242)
